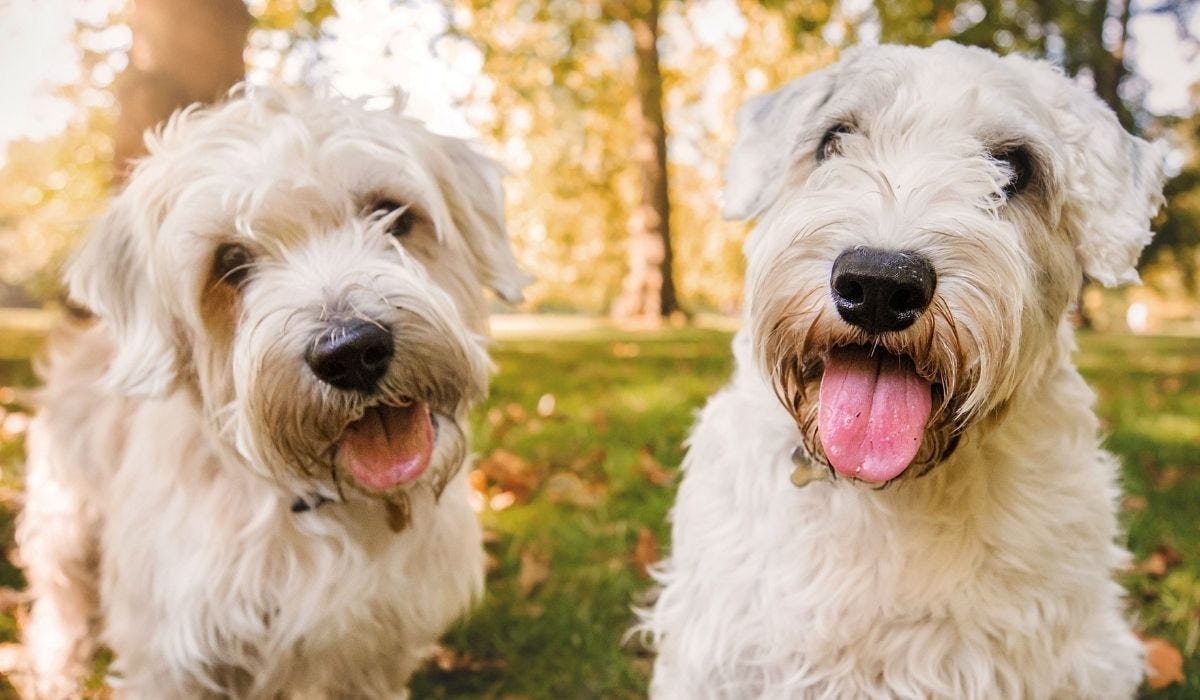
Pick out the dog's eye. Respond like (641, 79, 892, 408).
(372, 199, 417, 238)
(817, 124, 853, 162)
(212, 243, 253, 287)
(994, 145, 1033, 198)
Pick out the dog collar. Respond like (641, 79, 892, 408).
(790, 445, 830, 488)
(289, 492, 412, 533)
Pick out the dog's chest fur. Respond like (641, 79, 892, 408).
(45, 337, 483, 695)
(650, 330, 1143, 699)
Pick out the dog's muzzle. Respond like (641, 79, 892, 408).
(817, 248, 938, 483)
(304, 319, 437, 493)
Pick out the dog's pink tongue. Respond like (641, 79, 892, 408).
(339, 403, 433, 492)
(818, 347, 931, 483)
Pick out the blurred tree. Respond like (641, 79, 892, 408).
(1150, 104, 1200, 290)
(455, 0, 643, 313)
(455, 0, 829, 314)
(0, 6, 124, 304)
(458, 0, 682, 320)
(606, 0, 681, 321)
(114, 0, 251, 171)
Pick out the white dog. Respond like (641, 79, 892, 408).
(18, 88, 526, 697)
(641, 42, 1164, 698)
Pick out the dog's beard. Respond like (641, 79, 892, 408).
(754, 284, 974, 485)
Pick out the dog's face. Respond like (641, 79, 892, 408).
(68, 90, 526, 501)
(728, 42, 1164, 484)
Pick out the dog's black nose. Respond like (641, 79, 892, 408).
(830, 248, 936, 334)
(305, 319, 394, 392)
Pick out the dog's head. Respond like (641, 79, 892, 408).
(728, 42, 1164, 484)
(68, 88, 527, 501)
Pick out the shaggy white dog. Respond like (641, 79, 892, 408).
(18, 89, 526, 698)
(640, 42, 1165, 698)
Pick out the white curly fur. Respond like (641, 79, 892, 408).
(18, 87, 526, 698)
(640, 42, 1165, 699)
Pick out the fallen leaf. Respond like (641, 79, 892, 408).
(476, 449, 540, 499)
(637, 446, 673, 486)
(428, 644, 508, 673)
(1143, 636, 1185, 690)
(544, 472, 606, 508)
(518, 547, 551, 597)
(611, 342, 640, 358)
(468, 468, 488, 494)
(1121, 495, 1148, 513)
(1130, 541, 1182, 578)
(504, 402, 528, 424)
(1138, 551, 1170, 577)
(1155, 466, 1182, 491)
(536, 393, 556, 417)
(632, 527, 659, 579)
(568, 447, 607, 474)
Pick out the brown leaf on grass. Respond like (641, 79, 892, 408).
(544, 472, 606, 508)
(1155, 466, 1183, 491)
(428, 644, 508, 673)
(484, 552, 501, 574)
(1134, 542, 1183, 578)
(591, 409, 610, 431)
(518, 547, 551, 597)
(468, 468, 488, 495)
(476, 449, 540, 500)
(503, 402, 528, 424)
(1121, 495, 1148, 513)
(637, 446, 673, 486)
(611, 341, 640, 358)
(1138, 551, 1170, 577)
(632, 527, 659, 579)
(568, 447, 607, 474)
(1143, 636, 1185, 689)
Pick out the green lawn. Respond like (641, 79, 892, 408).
(0, 323, 1196, 698)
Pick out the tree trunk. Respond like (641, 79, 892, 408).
(612, 0, 681, 321)
(1088, 0, 1133, 129)
(114, 0, 251, 175)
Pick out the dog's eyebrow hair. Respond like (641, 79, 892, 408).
(814, 82, 836, 112)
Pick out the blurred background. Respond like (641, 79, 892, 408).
(0, 0, 1197, 697)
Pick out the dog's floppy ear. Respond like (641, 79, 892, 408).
(66, 197, 182, 397)
(432, 136, 530, 303)
(1020, 58, 1166, 286)
(723, 65, 836, 221)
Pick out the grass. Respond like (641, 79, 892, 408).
(0, 320, 1196, 698)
